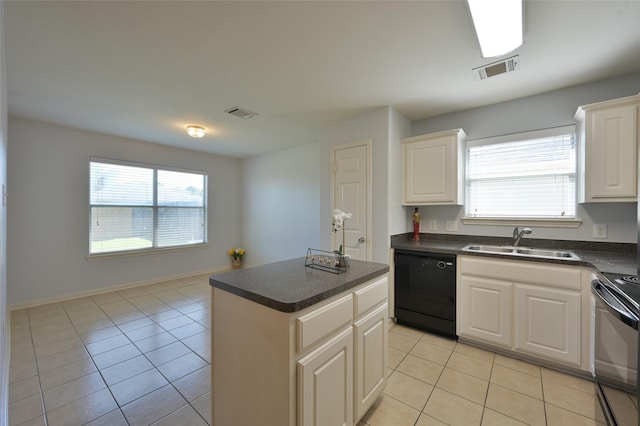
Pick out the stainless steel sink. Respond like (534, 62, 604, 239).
(462, 244, 580, 260)
(463, 244, 516, 254)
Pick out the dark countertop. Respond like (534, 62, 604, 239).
(209, 257, 389, 313)
(391, 233, 637, 276)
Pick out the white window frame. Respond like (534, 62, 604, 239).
(462, 125, 582, 228)
(88, 157, 208, 258)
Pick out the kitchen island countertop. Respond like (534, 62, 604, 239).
(209, 257, 389, 313)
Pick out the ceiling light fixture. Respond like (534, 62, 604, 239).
(186, 125, 206, 138)
(467, 0, 523, 58)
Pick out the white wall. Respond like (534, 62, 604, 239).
(0, 1, 9, 421)
(388, 107, 411, 237)
(7, 117, 243, 306)
(319, 107, 394, 264)
(411, 72, 640, 243)
(242, 143, 320, 266)
(241, 106, 411, 267)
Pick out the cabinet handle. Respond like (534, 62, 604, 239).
(358, 237, 365, 243)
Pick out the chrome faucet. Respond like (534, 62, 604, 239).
(512, 227, 532, 246)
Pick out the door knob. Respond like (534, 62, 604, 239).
(358, 237, 365, 243)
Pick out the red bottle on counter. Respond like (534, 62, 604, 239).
(412, 207, 420, 241)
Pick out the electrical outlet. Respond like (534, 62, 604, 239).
(428, 220, 438, 231)
(446, 220, 459, 232)
(593, 224, 607, 239)
(155, 257, 161, 266)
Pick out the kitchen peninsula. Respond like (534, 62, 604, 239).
(209, 257, 389, 426)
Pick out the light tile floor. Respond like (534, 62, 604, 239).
(361, 323, 609, 426)
(8, 275, 212, 426)
(8, 275, 613, 426)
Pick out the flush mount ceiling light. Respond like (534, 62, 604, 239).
(186, 125, 205, 138)
(467, 0, 523, 58)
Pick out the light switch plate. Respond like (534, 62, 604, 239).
(446, 220, 459, 232)
(593, 224, 607, 239)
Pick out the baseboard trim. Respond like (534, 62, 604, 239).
(9, 266, 230, 311)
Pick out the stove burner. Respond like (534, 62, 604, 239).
(617, 275, 640, 285)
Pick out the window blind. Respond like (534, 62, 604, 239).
(466, 126, 576, 219)
(90, 159, 207, 255)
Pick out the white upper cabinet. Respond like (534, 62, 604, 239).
(576, 95, 640, 202)
(402, 129, 466, 205)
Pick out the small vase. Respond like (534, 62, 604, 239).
(232, 258, 242, 269)
(337, 254, 351, 267)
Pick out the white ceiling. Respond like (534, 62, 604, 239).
(4, 1, 640, 158)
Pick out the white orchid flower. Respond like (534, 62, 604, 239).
(332, 209, 352, 231)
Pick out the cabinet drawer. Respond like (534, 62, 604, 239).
(297, 294, 353, 353)
(459, 256, 582, 290)
(354, 276, 388, 318)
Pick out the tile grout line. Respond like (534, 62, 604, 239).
(60, 293, 128, 426)
(22, 308, 47, 426)
(476, 344, 495, 426)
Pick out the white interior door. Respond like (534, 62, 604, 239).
(332, 140, 372, 261)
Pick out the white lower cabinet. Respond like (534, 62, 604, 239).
(298, 327, 354, 426)
(353, 303, 388, 420)
(514, 284, 581, 365)
(213, 274, 388, 426)
(296, 279, 388, 426)
(457, 256, 590, 371)
(460, 276, 512, 348)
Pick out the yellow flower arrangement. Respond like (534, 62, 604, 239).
(227, 247, 245, 260)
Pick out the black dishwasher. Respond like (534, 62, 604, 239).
(394, 250, 457, 338)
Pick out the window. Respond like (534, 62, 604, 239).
(466, 125, 576, 219)
(90, 158, 207, 255)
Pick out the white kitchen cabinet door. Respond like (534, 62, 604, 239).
(514, 284, 581, 366)
(298, 327, 354, 426)
(577, 95, 639, 202)
(353, 303, 388, 421)
(459, 276, 512, 348)
(402, 129, 465, 205)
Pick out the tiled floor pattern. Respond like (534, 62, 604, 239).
(7, 274, 618, 426)
(360, 324, 609, 426)
(8, 275, 212, 426)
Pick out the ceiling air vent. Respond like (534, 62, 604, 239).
(473, 55, 520, 81)
(224, 106, 258, 119)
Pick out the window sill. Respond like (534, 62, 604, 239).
(86, 243, 208, 261)
(461, 217, 582, 228)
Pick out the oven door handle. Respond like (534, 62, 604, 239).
(592, 280, 639, 330)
